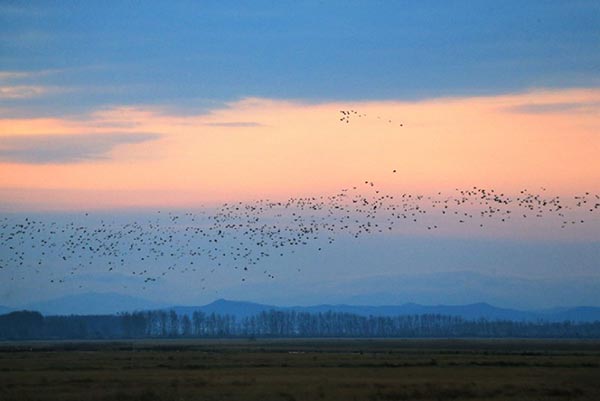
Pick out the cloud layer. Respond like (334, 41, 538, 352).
(0, 88, 599, 209)
(204, 121, 263, 127)
(0, 132, 161, 164)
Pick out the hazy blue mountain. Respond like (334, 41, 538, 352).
(288, 302, 538, 321)
(10, 292, 600, 321)
(214, 270, 600, 311)
(0, 305, 14, 315)
(23, 292, 166, 316)
(169, 299, 600, 322)
(536, 307, 600, 323)
(333, 271, 600, 311)
(172, 299, 276, 319)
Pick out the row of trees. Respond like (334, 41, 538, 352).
(2, 310, 600, 340)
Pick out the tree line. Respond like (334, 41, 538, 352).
(1, 309, 600, 340)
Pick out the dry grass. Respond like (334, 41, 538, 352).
(0, 339, 599, 400)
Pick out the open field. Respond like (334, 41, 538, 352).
(1, 339, 599, 401)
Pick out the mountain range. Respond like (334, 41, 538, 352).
(2, 292, 600, 322)
(1, 292, 166, 316)
(172, 299, 600, 323)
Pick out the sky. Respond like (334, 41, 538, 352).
(1, 1, 599, 308)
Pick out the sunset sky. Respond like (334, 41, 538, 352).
(1, 1, 599, 308)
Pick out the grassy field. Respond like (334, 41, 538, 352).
(0, 338, 599, 401)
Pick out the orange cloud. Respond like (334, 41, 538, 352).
(1, 88, 599, 210)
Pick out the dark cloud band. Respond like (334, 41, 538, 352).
(0, 132, 161, 164)
(506, 101, 600, 114)
(204, 121, 263, 127)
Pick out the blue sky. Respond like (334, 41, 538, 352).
(1, 1, 600, 308)
(2, 1, 599, 116)
(2, 203, 600, 308)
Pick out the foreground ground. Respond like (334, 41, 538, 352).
(0, 338, 599, 401)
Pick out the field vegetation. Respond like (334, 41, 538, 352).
(0, 339, 599, 400)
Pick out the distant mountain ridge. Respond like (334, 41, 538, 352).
(19, 292, 167, 316)
(0, 305, 13, 315)
(172, 299, 600, 323)
(3, 293, 600, 322)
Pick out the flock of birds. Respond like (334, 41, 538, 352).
(1, 180, 598, 290)
(339, 109, 403, 126)
(0, 111, 598, 290)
